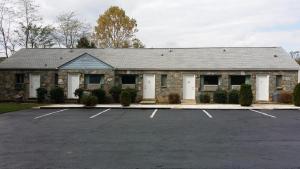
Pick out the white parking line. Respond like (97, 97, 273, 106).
(202, 110, 213, 118)
(150, 109, 158, 118)
(249, 109, 277, 118)
(89, 109, 111, 119)
(34, 109, 68, 119)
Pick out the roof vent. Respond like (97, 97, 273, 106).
(161, 53, 164, 56)
(169, 49, 173, 52)
(274, 54, 278, 58)
(60, 57, 63, 60)
(223, 49, 226, 52)
(44, 64, 48, 67)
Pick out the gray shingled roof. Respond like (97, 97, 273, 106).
(0, 47, 298, 70)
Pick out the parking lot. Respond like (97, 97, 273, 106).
(1, 108, 300, 169)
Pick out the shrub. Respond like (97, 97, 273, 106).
(74, 88, 84, 103)
(228, 90, 240, 104)
(123, 88, 138, 103)
(239, 84, 253, 106)
(50, 87, 64, 103)
(293, 83, 300, 106)
(92, 88, 106, 104)
(109, 86, 122, 103)
(81, 95, 98, 107)
(36, 87, 47, 103)
(279, 91, 292, 104)
(120, 91, 131, 106)
(199, 93, 210, 103)
(213, 89, 227, 103)
(168, 93, 181, 104)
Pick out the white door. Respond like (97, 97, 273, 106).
(256, 75, 269, 101)
(143, 74, 155, 99)
(29, 74, 40, 98)
(183, 74, 196, 100)
(68, 73, 80, 99)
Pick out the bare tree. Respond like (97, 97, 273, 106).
(0, 0, 19, 57)
(56, 12, 89, 48)
(18, 0, 41, 48)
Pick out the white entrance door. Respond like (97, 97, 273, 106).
(68, 73, 80, 99)
(29, 74, 40, 98)
(256, 75, 269, 101)
(143, 74, 155, 99)
(183, 74, 196, 100)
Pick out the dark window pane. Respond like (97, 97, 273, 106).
(55, 74, 58, 86)
(276, 75, 282, 87)
(161, 74, 167, 87)
(85, 74, 102, 84)
(122, 75, 136, 84)
(204, 76, 219, 85)
(231, 76, 246, 85)
(16, 74, 24, 84)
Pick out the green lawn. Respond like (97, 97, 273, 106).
(0, 103, 45, 114)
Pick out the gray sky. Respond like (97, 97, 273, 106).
(36, 0, 300, 51)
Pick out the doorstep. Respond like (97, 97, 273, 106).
(39, 104, 300, 110)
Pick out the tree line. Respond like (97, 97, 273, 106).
(0, 0, 144, 57)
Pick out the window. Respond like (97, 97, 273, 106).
(121, 75, 136, 84)
(204, 76, 219, 85)
(85, 74, 103, 84)
(161, 74, 167, 87)
(276, 75, 282, 88)
(16, 74, 24, 84)
(231, 76, 246, 85)
(54, 73, 59, 86)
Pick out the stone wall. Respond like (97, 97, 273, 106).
(116, 70, 298, 103)
(0, 69, 298, 103)
(58, 69, 115, 98)
(0, 70, 57, 101)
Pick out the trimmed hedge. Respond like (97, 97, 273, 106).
(81, 95, 98, 107)
(213, 89, 227, 103)
(123, 88, 138, 103)
(92, 88, 106, 104)
(50, 87, 64, 103)
(168, 93, 181, 104)
(239, 84, 253, 106)
(228, 90, 240, 104)
(109, 86, 122, 103)
(36, 87, 47, 103)
(120, 91, 131, 106)
(74, 88, 84, 103)
(293, 83, 300, 106)
(199, 93, 210, 103)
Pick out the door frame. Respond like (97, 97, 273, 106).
(182, 74, 196, 100)
(256, 74, 269, 101)
(29, 74, 40, 98)
(143, 74, 156, 99)
(68, 73, 80, 99)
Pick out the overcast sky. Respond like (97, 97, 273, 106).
(36, 0, 300, 51)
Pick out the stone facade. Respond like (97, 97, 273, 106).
(0, 69, 298, 103)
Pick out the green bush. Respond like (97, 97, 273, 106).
(213, 89, 227, 103)
(81, 95, 98, 107)
(50, 87, 64, 103)
(120, 91, 131, 106)
(293, 83, 300, 106)
(239, 84, 253, 106)
(228, 90, 240, 104)
(36, 87, 47, 103)
(109, 86, 122, 103)
(168, 93, 181, 104)
(74, 88, 84, 103)
(123, 88, 138, 103)
(199, 93, 210, 103)
(92, 88, 106, 104)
